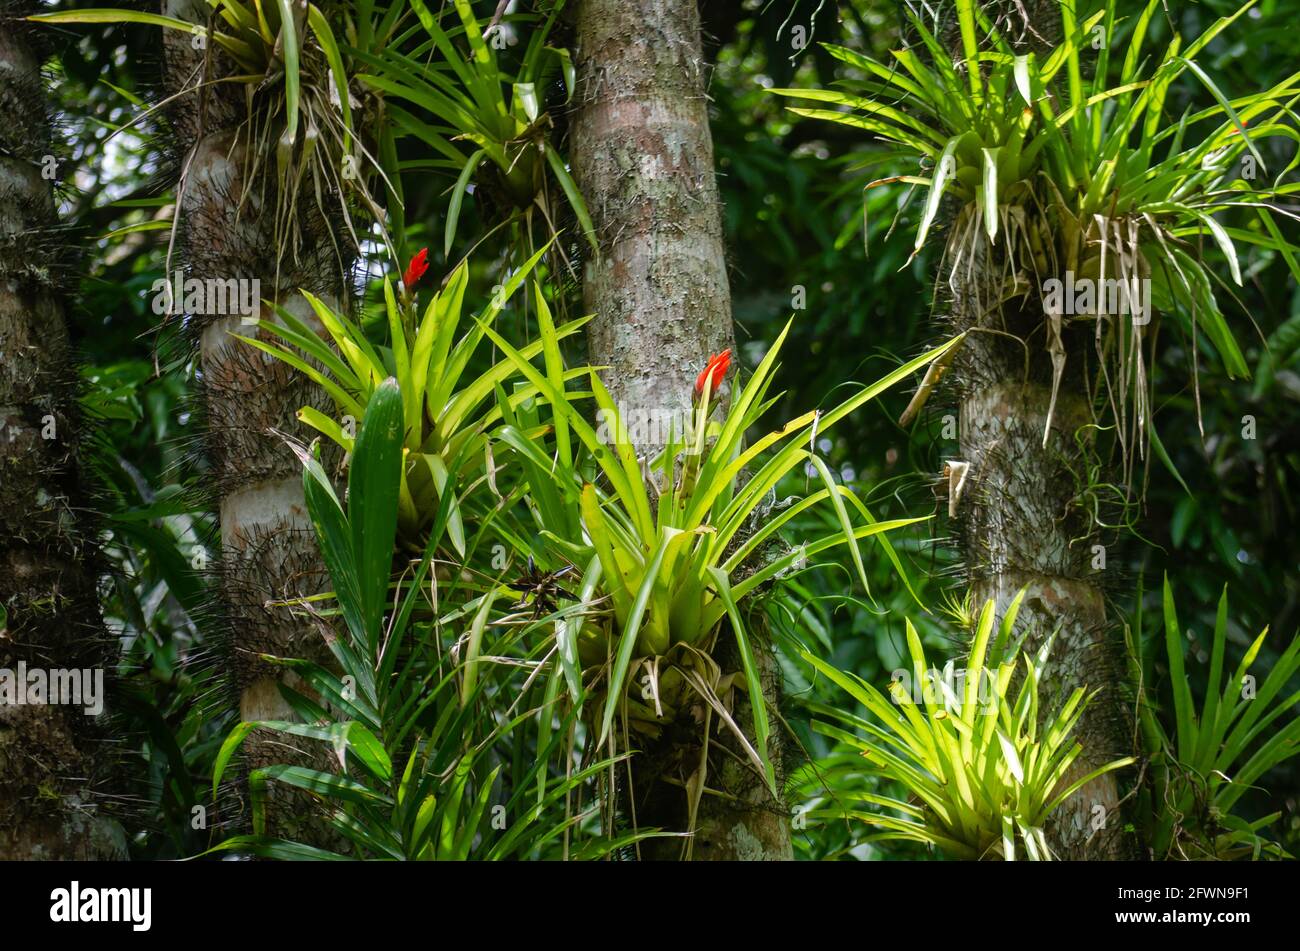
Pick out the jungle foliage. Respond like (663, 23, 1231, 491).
(4, 0, 1298, 862)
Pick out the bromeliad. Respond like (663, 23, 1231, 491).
(804, 594, 1136, 861)
(771, 0, 1300, 474)
(486, 315, 964, 800)
(233, 242, 591, 555)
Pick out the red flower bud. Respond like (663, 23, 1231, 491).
(694, 348, 732, 398)
(403, 247, 430, 289)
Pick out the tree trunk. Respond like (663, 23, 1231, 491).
(571, 0, 734, 437)
(572, 0, 792, 860)
(953, 319, 1135, 859)
(931, 0, 1139, 861)
(0, 14, 126, 859)
(162, 0, 348, 843)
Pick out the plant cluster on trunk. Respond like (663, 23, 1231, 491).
(160, 0, 350, 842)
(945, 247, 1135, 858)
(940, 0, 1137, 859)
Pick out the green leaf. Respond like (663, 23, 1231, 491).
(28, 9, 200, 32)
(981, 147, 1000, 241)
(423, 454, 466, 556)
(212, 721, 260, 798)
(273, 0, 301, 180)
(198, 836, 350, 861)
(445, 148, 486, 257)
(345, 721, 393, 783)
(916, 137, 962, 253)
(543, 143, 598, 251)
(1178, 57, 1267, 172)
(256, 764, 389, 808)
(1163, 574, 1196, 761)
(598, 527, 694, 745)
(307, 4, 353, 152)
(461, 588, 498, 708)
(348, 380, 406, 650)
(297, 447, 365, 645)
(1149, 424, 1191, 497)
(708, 567, 775, 792)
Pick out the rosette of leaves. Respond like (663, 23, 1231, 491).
(804, 594, 1135, 860)
(35, 0, 402, 265)
(354, 0, 596, 257)
(1129, 577, 1300, 859)
(484, 308, 963, 796)
(772, 0, 1300, 471)
(232, 244, 590, 554)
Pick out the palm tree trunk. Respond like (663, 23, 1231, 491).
(571, 0, 792, 860)
(161, 0, 348, 842)
(0, 12, 125, 859)
(952, 289, 1134, 858)
(945, 0, 1137, 860)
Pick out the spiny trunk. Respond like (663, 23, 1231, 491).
(948, 253, 1136, 860)
(0, 14, 125, 859)
(162, 0, 347, 843)
(572, 0, 792, 860)
(934, 0, 1139, 861)
(957, 371, 1133, 858)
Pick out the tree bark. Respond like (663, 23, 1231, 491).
(953, 328, 1135, 859)
(572, 0, 792, 860)
(162, 0, 348, 843)
(571, 0, 734, 440)
(927, 0, 1139, 860)
(0, 14, 126, 859)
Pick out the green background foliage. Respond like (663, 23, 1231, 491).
(24, 0, 1300, 859)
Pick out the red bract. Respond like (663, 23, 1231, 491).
(403, 247, 429, 289)
(694, 348, 732, 398)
